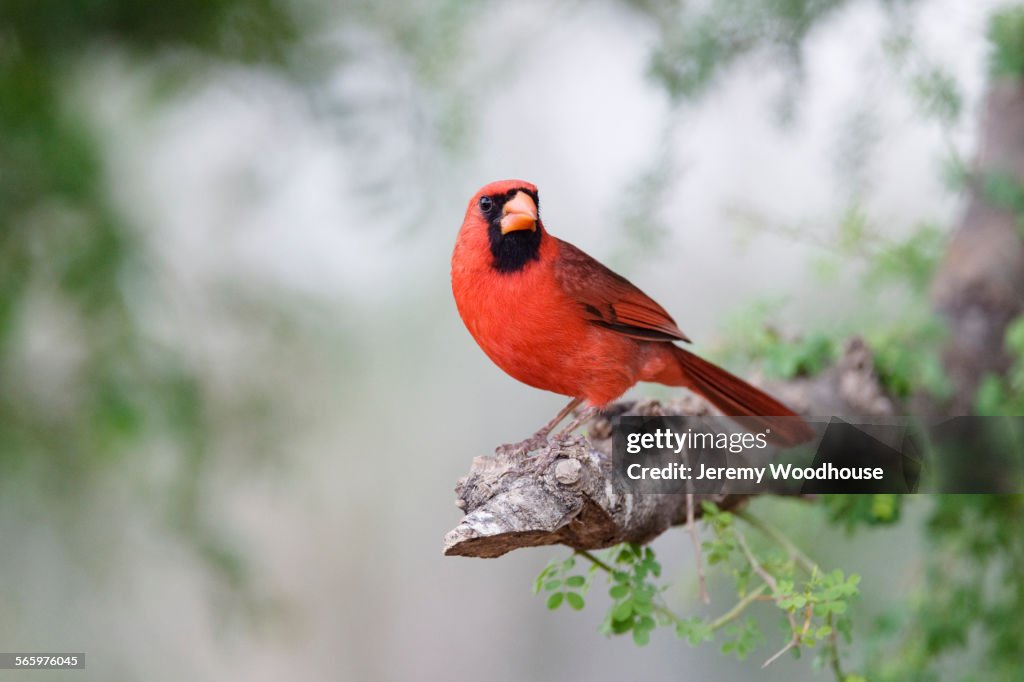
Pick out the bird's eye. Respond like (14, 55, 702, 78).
(479, 196, 494, 213)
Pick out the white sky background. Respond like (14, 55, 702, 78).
(40, 0, 1002, 679)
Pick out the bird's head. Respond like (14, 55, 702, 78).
(465, 179, 543, 273)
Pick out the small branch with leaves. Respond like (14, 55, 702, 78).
(531, 502, 858, 677)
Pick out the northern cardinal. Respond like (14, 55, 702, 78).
(451, 179, 812, 453)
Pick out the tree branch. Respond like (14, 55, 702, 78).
(444, 339, 894, 558)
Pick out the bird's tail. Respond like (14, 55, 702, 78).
(662, 346, 815, 447)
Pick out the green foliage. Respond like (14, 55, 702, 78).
(599, 544, 662, 646)
(979, 170, 1024, 236)
(864, 225, 945, 295)
(719, 618, 762, 660)
(532, 493, 1019, 679)
(760, 332, 836, 380)
(535, 555, 592, 613)
(866, 496, 1024, 682)
(989, 5, 1024, 78)
(718, 218, 948, 397)
(829, 214, 945, 304)
(868, 318, 952, 400)
(975, 315, 1024, 414)
(756, 330, 837, 380)
(858, 224, 950, 400)
(909, 66, 963, 126)
(0, 0, 298, 63)
(717, 302, 838, 380)
(0, 0, 303, 597)
(982, 170, 1024, 212)
(820, 494, 904, 533)
(703, 503, 860, 662)
(642, 0, 853, 102)
(536, 503, 862, 674)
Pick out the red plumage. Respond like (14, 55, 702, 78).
(451, 179, 812, 447)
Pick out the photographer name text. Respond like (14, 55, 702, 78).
(625, 461, 884, 482)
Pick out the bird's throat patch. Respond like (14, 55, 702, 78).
(488, 223, 542, 273)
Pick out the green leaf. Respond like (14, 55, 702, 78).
(565, 575, 585, 588)
(609, 584, 629, 599)
(990, 6, 1024, 77)
(676, 617, 714, 645)
(546, 592, 564, 610)
(1006, 317, 1024, 355)
(610, 617, 633, 634)
(566, 592, 585, 611)
(701, 500, 720, 516)
(533, 563, 556, 594)
(632, 627, 651, 647)
(612, 600, 634, 622)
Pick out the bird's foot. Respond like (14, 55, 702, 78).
(526, 445, 560, 474)
(525, 433, 584, 474)
(495, 432, 550, 457)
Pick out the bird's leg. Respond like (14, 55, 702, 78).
(552, 405, 600, 442)
(496, 397, 582, 456)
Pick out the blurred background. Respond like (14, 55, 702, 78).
(1, 0, 1021, 680)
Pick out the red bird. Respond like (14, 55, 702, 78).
(451, 179, 812, 453)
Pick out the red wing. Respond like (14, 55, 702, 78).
(554, 239, 691, 343)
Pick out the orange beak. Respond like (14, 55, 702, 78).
(500, 191, 538, 235)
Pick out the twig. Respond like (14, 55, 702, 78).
(761, 634, 799, 668)
(735, 508, 818, 574)
(733, 525, 802, 669)
(733, 525, 780, 593)
(687, 492, 710, 604)
(576, 549, 614, 574)
(827, 614, 846, 682)
(763, 603, 814, 668)
(708, 583, 769, 631)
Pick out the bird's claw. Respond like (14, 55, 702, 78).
(495, 433, 550, 458)
(524, 433, 584, 475)
(526, 446, 559, 474)
(495, 435, 568, 475)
